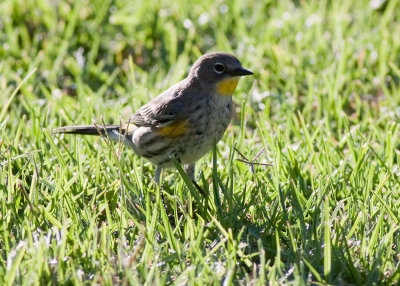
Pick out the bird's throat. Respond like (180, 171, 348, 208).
(216, 77, 240, 96)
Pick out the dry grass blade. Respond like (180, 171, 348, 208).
(234, 147, 273, 173)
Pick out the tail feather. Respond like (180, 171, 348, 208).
(53, 123, 141, 154)
(53, 124, 125, 138)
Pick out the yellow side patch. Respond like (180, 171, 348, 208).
(125, 123, 136, 129)
(123, 123, 137, 133)
(156, 119, 188, 137)
(216, 77, 240, 95)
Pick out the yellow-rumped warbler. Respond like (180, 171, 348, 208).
(54, 52, 253, 184)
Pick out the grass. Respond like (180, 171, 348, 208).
(1, 0, 400, 284)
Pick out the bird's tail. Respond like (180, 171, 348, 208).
(53, 124, 127, 142)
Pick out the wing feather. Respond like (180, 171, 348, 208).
(128, 88, 185, 128)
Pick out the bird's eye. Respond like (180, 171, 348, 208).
(214, 63, 225, 74)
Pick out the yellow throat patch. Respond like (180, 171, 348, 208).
(216, 77, 240, 96)
(156, 119, 188, 138)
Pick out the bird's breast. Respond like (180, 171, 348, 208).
(202, 95, 233, 138)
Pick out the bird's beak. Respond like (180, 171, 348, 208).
(229, 67, 254, 76)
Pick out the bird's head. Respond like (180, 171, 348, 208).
(189, 52, 253, 96)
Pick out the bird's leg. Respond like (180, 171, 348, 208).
(184, 163, 206, 196)
(184, 164, 195, 182)
(154, 166, 162, 185)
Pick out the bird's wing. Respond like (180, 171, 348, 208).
(128, 90, 185, 128)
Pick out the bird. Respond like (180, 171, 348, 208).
(54, 52, 253, 185)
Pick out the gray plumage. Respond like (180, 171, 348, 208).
(54, 52, 253, 184)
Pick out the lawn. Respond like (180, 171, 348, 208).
(1, 0, 400, 284)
